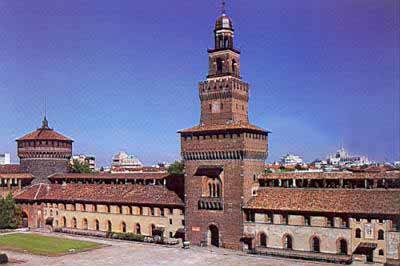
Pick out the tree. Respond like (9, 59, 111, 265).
(0, 192, 21, 229)
(168, 160, 185, 175)
(70, 159, 92, 173)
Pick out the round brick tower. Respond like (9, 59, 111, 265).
(16, 116, 73, 184)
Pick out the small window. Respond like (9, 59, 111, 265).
(355, 228, 361, 238)
(379, 249, 384, 256)
(169, 218, 173, 225)
(378, 230, 384, 240)
(305, 216, 310, 226)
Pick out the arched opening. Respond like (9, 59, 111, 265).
(232, 59, 236, 75)
(339, 239, 348, 255)
(95, 219, 100, 231)
(121, 222, 127, 233)
(62, 217, 66, 228)
(136, 223, 141, 235)
(283, 234, 293, 250)
(259, 232, 267, 247)
(216, 58, 223, 74)
(355, 228, 361, 238)
(378, 229, 384, 240)
(107, 220, 112, 232)
(21, 211, 29, 228)
(82, 218, 88, 230)
(208, 225, 219, 247)
(379, 249, 384, 256)
(72, 217, 77, 229)
(311, 237, 320, 253)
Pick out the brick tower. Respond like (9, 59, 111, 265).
(17, 116, 73, 183)
(179, 6, 269, 249)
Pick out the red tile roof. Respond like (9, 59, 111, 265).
(49, 172, 170, 180)
(14, 183, 184, 206)
(17, 128, 72, 142)
(260, 171, 400, 180)
(178, 122, 268, 134)
(0, 164, 22, 174)
(245, 188, 400, 215)
(0, 173, 34, 180)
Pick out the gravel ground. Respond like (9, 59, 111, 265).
(3, 232, 333, 266)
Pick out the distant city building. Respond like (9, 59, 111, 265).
(111, 151, 143, 173)
(0, 153, 11, 165)
(327, 147, 370, 167)
(279, 154, 304, 166)
(71, 155, 96, 171)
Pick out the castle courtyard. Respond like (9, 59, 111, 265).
(3, 232, 329, 266)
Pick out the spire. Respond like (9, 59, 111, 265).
(41, 97, 50, 129)
(42, 115, 49, 129)
(221, 0, 226, 15)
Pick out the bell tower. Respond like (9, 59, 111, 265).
(200, 7, 249, 126)
(180, 2, 269, 250)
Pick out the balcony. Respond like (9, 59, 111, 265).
(198, 197, 223, 211)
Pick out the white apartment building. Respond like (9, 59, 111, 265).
(0, 153, 11, 165)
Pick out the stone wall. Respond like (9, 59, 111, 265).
(20, 158, 69, 183)
(244, 222, 352, 254)
(42, 203, 184, 238)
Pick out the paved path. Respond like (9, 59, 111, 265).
(3, 232, 332, 266)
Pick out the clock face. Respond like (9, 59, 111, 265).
(212, 102, 220, 113)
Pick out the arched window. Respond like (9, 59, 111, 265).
(355, 228, 361, 238)
(95, 219, 100, 231)
(216, 58, 223, 74)
(379, 249, 384, 256)
(283, 235, 293, 249)
(82, 218, 88, 230)
(311, 237, 320, 253)
(208, 184, 212, 197)
(72, 217, 77, 229)
(339, 239, 348, 255)
(232, 59, 236, 74)
(62, 217, 66, 228)
(121, 222, 126, 233)
(259, 233, 267, 247)
(107, 220, 112, 232)
(136, 223, 141, 235)
(378, 229, 384, 240)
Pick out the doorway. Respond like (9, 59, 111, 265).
(208, 225, 219, 247)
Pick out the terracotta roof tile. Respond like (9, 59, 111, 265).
(15, 184, 183, 206)
(0, 173, 34, 180)
(0, 164, 22, 174)
(245, 188, 400, 215)
(49, 172, 169, 180)
(17, 128, 72, 142)
(260, 171, 400, 180)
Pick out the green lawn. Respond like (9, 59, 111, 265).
(0, 233, 103, 256)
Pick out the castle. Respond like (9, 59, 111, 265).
(1, 5, 399, 265)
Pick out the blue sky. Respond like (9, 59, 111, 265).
(0, 1, 399, 166)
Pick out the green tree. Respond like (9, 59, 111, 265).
(0, 192, 21, 229)
(168, 160, 185, 175)
(70, 159, 92, 173)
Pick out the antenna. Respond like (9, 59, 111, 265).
(44, 96, 47, 119)
(221, 0, 226, 15)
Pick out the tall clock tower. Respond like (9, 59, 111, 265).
(179, 6, 269, 250)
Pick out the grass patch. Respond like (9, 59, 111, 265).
(0, 233, 103, 256)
